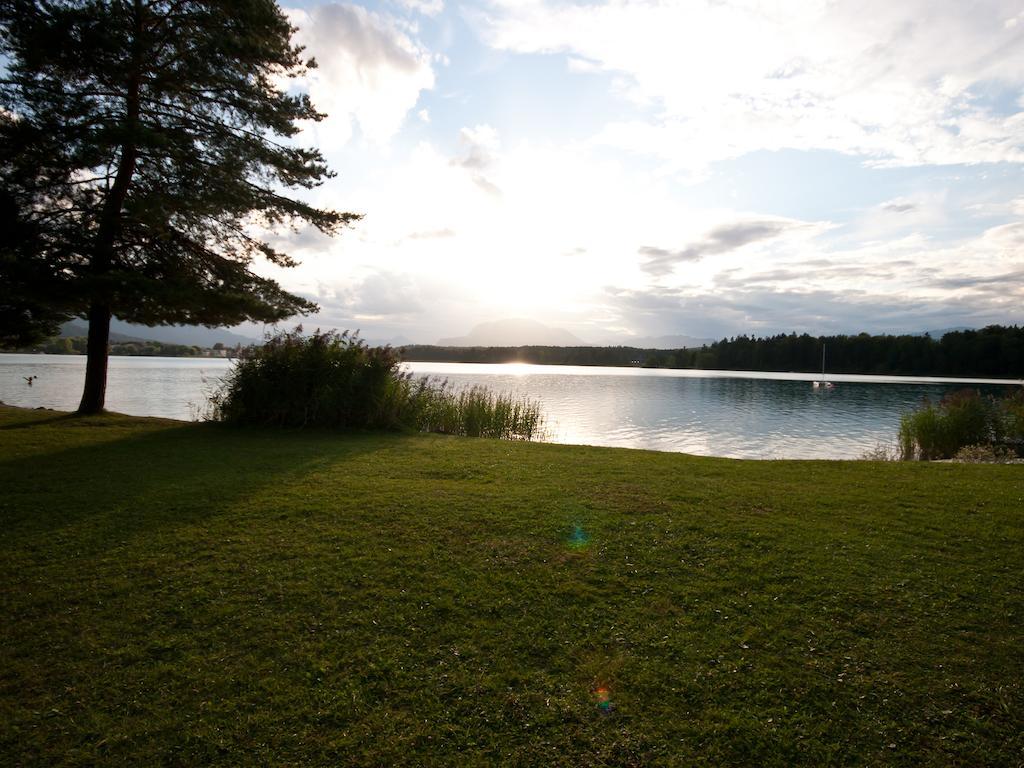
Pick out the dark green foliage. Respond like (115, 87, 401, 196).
(405, 326, 1024, 379)
(2, 406, 1023, 765)
(0, 0, 360, 409)
(682, 327, 1024, 378)
(100, 341, 210, 357)
(0, 173, 75, 346)
(16, 335, 233, 356)
(16, 335, 243, 358)
(0, 290, 70, 349)
(212, 329, 410, 429)
(17, 336, 89, 355)
(1007, 395, 1024, 443)
(402, 344, 655, 367)
(212, 329, 544, 439)
(899, 389, 1024, 460)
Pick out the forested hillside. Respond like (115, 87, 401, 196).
(402, 325, 1024, 379)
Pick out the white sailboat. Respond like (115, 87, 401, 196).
(812, 343, 834, 389)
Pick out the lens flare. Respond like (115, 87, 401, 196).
(593, 686, 614, 714)
(568, 524, 590, 550)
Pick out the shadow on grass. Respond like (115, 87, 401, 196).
(0, 416, 386, 549)
(0, 410, 85, 430)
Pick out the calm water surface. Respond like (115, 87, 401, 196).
(1, 355, 228, 421)
(2, 354, 1020, 459)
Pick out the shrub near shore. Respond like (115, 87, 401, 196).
(211, 329, 543, 440)
(899, 388, 1024, 460)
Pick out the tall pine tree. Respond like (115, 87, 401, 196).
(0, 0, 359, 412)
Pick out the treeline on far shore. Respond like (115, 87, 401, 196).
(16, 336, 239, 358)
(401, 325, 1024, 379)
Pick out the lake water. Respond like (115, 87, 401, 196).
(2, 354, 1021, 459)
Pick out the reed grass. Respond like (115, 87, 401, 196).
(899, 388, 1024, 460)
(412, 380, 543, 440)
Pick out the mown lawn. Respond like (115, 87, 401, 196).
(1, 405, 1022, 766)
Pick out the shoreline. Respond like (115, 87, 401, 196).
(6, 350, 1024, 386)
(6, 403, 1021, 464)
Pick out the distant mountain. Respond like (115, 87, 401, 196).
(61, 320, 259, 347)
(61, 322, 147, 344)
(361, 335, 414, 348)
(438, 319, 587, 347)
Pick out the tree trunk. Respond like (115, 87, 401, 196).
(77, 303, 112, 414)
(76, 0, 143, 415)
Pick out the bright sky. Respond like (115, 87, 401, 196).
(263, 0, 1024, 344)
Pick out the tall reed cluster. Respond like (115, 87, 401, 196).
(210, 329, 544, 441)
(898, 388, 1024, 460)
(406, 381, 543, 440)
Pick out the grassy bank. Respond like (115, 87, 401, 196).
(1, 406, 1022, 766)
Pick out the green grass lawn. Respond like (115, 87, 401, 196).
(1, 405, 1022, 766)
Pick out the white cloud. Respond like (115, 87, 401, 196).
(638, 218, 826, 276)
(584, 198, 1024, 338)
(849, 192, 950, 242)
(257, 115, 1023, 342)
(267, 126, 697, 328)
(395, 0, 444, 17)
(287, 3, 435, 146)
(478, 0, 1024, 169)
(599, 229, 1024, 338)
(566, 56, 602, 74)
(451, 124, 503, 193)
(457, 124, 501, 156)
